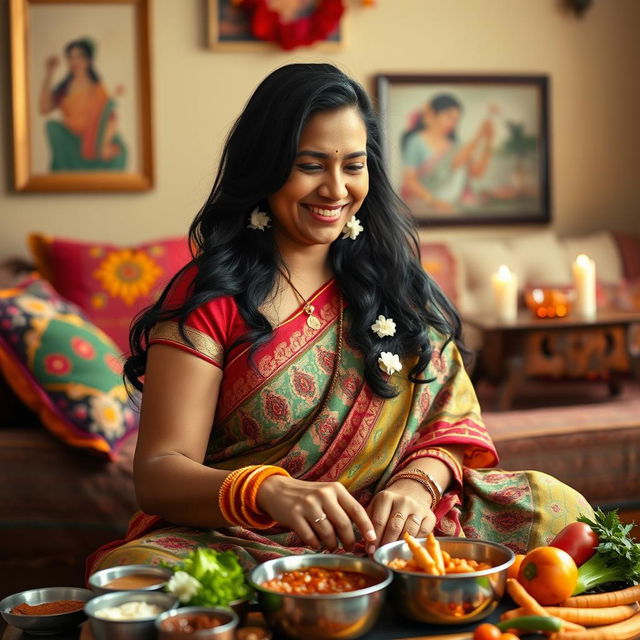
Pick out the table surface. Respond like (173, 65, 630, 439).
(464, 308, 640, 331)
(1, 601, 509, 640)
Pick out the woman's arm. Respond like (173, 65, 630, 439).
(39, 56, 59, 115)
(133, 343, 229, 527)
(402, 167, 454, 213)
(367, 445, 465, 546)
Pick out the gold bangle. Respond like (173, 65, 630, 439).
(385, 471, 439, 507)
(424, 447, 463, 479)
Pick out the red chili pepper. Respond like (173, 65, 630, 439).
(549, 521, 599, 567)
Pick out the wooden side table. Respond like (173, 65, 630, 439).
(464, 310, 640, 411)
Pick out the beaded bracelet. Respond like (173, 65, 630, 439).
(385, 470, 441, 507)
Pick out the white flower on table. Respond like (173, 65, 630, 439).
(167, 570, 202, 604)
(342, 216, 364, 240)
(371, 315, 396, 338)
(378, 351, 403, 376)
(247, 208, 271, 231)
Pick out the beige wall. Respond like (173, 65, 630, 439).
(1, 0, 639, 258)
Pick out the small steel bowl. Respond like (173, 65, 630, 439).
(156, 606, 239, 639)
(84, 590, 178, 640)
(89, 564, 173, 595)
(249, 554, 392, 640)
(374, 536, 515, 625)
(0, 586, 93, 635)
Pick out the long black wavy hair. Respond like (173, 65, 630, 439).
(125, 63, 463, 399)
(400, 93, 462, 152)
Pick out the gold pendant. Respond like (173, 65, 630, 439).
(306, 314, 322, 330)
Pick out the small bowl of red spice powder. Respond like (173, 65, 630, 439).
(0, 586, 93, 635)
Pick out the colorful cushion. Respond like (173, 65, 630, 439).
(0, 275, 138, 459)
(28, 234, 191, 352)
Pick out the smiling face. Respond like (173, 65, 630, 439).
(425, 105, 461, 137)
(267, 106, 369, 251)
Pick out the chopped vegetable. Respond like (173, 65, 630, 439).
(507, 554, 525, 581)
(572, 509, 640, 595)
(473, 622, 503, 640)
(497, 614, 564, 632)
(550, 521, 600, 567)
(518, 546, 578, 605)
(165, 547, 251, 607)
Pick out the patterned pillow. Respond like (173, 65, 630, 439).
(0, 275, 138, 459)
(28, 233, 191, 352)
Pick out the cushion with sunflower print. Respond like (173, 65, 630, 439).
(0, 274, 138, 459)
(28, 233, 191, 352)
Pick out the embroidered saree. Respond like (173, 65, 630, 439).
(88, 277, 592, 574)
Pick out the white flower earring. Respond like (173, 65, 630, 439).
(342, 216, 363, 240)
(248, 207, 271, 231)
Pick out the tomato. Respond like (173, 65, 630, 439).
(473, 623, 502, 640)
(549, 521, 599, 567)
(500, 634, 520, 640)
(518, 546, 578, 605)
(506, 554, 525, 581)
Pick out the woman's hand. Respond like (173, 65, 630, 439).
(367, 478, 436, 549)
(256, 476, 377, 553)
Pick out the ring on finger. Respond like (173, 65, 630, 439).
(392, 511, 405, 520)
(408, 514, 421, 526)
(313, 514, 328, 524)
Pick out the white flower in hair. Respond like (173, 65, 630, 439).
(378, 351, 403, 376)
(371, 315, 396, 338)
(248, 208, 271, 231)
(342, 216, 364, 240)
(167, 570, 202, 603)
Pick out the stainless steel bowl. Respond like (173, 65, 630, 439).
(89, 564, 173, 594)
(0, 586, 93, 635)
(374, 536, 515, 625)
(84, 590, 178, 640)
(156, 606, 239, 639)
(249, 554, 392, 640)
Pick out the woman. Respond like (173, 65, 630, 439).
(88, 64, 590, 573)
(401, 94, 494, 213)
(40, 38, 127, 171)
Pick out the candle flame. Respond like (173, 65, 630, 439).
(497, 264, 512, 280)
(576, 254, 591, 266)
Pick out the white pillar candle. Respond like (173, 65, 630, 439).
(491, 264, 518, 323)
(573, 254, 596, 320)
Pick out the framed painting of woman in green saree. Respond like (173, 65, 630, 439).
(9, 0, 153, 192)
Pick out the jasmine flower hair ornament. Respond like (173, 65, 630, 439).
(248, 208, 271, 231)
(342, 216, 363, 240)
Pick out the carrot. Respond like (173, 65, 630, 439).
(549, 611, 640, 640)
(426, 533, 445, 575)
(562, 585, 640, 609)
(506, 579, 585, 632)
(403, 532, 437, 574)
(502, 605, 638, 627)
(441, 549, 451, 563)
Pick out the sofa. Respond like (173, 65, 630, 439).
(420, 228, 640, 509)
(0, 229, 638, 599)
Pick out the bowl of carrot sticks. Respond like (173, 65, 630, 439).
(373, 533, 515, 625)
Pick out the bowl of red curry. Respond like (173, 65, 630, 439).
(0, 586, 93, 635)
(248, 554, 392, 640)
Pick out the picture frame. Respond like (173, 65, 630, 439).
(208, 0, 345, 52)
(9, 0, 153, 192)
(376, 74, 551, 226)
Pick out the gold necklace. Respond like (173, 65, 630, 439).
(279, 271, 323, 330)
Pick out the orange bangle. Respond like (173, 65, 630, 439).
(423, 447, 463, 480)
(228, 466, 257, 526)
(241, 466, 290, 529)
(219, 466, 258, 525)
